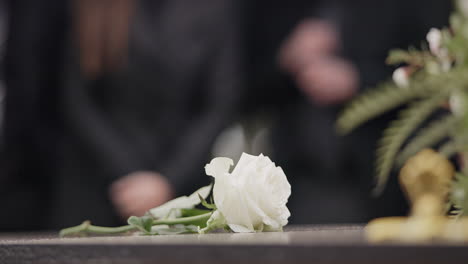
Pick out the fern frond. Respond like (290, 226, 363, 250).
(373, 92, 450, 195)
(337, 72, 457, 135)
(337, 83, 419, 134)
(395, 114, 456, 167)
(386, 48, 431, 66)
(439, 141, 458, 158)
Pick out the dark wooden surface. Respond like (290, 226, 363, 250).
(0, 225, 467, 264)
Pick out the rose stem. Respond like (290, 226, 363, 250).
(59, 212, 213, 237)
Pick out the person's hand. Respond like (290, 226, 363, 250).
(278, 19, 359, 105)
(296, 57, 358, 106)
(279, 19, 339, 74)
(110, 171, 174, 219)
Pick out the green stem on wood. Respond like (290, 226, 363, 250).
(59, 212, 212, 237)
(152, 212, 212, 226)
(59, 221, 136, 237)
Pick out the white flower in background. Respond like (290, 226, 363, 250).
(426, 28, 451, 72)
(205, 153, 291, 233)
(392, 67, 410, 88)
(427, 28, 443, 56)
(449, 92, 466, 116)
(458, 0, 468, 17)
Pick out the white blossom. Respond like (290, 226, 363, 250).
(449, 92, 466, 116)
(392, 67, 410, 88)
(205, 153, 291, 233)
(427, 28, 443, 57)
(426, 28, 451, 72)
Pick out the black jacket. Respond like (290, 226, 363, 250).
(2, 0, 241, 230)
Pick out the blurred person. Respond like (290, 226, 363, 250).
(278, 19, 358, 106)
(1, 0, 240, 230)
(241, 0, 452, 224)
(240, 0, 364, 224)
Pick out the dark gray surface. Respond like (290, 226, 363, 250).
(0, 225, 467, 264)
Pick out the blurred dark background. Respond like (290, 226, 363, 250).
(0, 0, 453, 230)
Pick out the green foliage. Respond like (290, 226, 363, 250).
(198, 193, 216, 210)
(128, 215, 200, 235)
(373, 92, 450, 194)
(180, 208, 212, 217)
(128, 216, 154, 234)
(335, 0, 468, 218)
(439, 141, 459, 158)
(125, 187, 216, 236)
(396, 115, 457, 167)
(386, 48, 430, 66)
(128, 211, 212, 235)
(336, 72, 449, 135)
(199, 211, 227, 234)
(337, 82, 420, 134)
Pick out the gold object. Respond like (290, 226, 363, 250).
(365, 149, 468, 243)
(399, 149, 454, 213)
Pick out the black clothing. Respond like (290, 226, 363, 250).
(2, 0, 240, 230)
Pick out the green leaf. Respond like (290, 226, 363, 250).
(439, 141, 458, 158)
(396, 114, 456, 167)
(128, 216, 154, 234)
(337, 76, 440, 135)
(198, 193, 216, 210)
(180, 208, 212, 217)
(386, 48, 429, 66)
(450, 14, 463, 33)
(199, 210, 227, 234)
(148, 184, 212, 219)
(128, 212, 213, 235)
(447, 34, 468, 67)
(373, 91, 449, 195)
(337, 68, 468, 136)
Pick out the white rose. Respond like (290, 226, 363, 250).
(205, 153, 291, 233)
(392, 67, 410, 88)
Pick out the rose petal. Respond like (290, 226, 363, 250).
(228, 224, 255, 233)
(205, 157, 233, 178)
